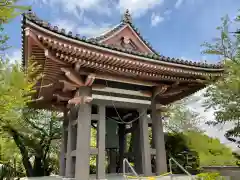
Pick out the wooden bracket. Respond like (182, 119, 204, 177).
(153, 85, 168, 98)
(85, 73, 96, 86)
(61, 67, 84, 86)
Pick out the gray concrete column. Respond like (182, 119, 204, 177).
(65, 111, 74, 178)
(132, 120, 142, 174)
(118, 124, 126, 173)
(59, 110, 68, 177)
(151, 99, 168, 175)
(138, 108, 152, 176)
(75, 86, 92, 180)
(97, 104, 106, 180)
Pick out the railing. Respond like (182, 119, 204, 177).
(123, 157, 194, 179)
(123, 158, 139, 179)
(169, 157, 194, 179)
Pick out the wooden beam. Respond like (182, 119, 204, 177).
(68, 96, 93, 105)
(53, 94, 71, 102)
(59, 80, 78, 92)
(61, 67, 84, 86)
(93, 87, 152, 98)
(79, 71, 162, 87)
(92, 94, 151, 105)
(92, 84, 106, 89)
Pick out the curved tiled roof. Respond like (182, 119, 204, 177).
(21, 10, 224, 69)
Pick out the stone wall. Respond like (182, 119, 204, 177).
(202, 166, 240, 180)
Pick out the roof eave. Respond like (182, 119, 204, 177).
(23, 16, 224, 72)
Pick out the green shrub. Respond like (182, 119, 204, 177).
(196, 172, 225, 180)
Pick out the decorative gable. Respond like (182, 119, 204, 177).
(92, 10, 158, 55)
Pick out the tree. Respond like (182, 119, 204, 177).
(0, 0, 30, 23)
(0, 1, 62, 177)
(202, 12, 240, 150)
(163, 97, 203, 133)
(185, 131, 237, 167)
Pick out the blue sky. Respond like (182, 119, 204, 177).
(5, 0, 240, 62)
(4, 0, 240, 149)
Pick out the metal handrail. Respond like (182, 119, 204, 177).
(123, 157, 193, 179)
(169, 156, 194, 179)
(123, 158, 139, 179)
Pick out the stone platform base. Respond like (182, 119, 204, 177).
(20, 174, 231, 180)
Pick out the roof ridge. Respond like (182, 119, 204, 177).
(21, 10, 224, 70)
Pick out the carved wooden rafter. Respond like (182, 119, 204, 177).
(28, 32, 66, 65)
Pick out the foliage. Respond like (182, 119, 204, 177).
(203, 11, 240, 150)
(0, 0, 30, 53)
(185, 131, 237, 166)
(164, 97, 203, 133)
(165, 132, 200, 174)
(0, 0, 30, 24)
(196, 172, 225, 180)
(0, 1, 62, 177)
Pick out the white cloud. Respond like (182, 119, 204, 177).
(52, 18, 112, 37)
(53, 19, 76, 33)
(117, 0, 165, 18)
(151, 13, 164, 26)
(76, 24, 112, 37)
(34, 0, 113, 18)
(35, 0, 165, 19)
(5, 49, 21, 64)
(164, 9, 172, 15)
(175, 0, 184, 9)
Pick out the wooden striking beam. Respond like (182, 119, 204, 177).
(61, 67, 84, 86)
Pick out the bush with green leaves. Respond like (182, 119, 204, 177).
(196, 172, 225, 180)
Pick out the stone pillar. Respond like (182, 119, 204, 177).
(138, 108, 152, 176)
(132, 120, 142, 174)
(151, 100, 168, 175)
(65, 111, 74, 178)
(97, 104, 106, 180)
(75, 86, 92, 180)
(59, 110, 68, 177)
(118, 124, 126, 173)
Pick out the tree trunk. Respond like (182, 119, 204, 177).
(9, 128, 34, 177)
